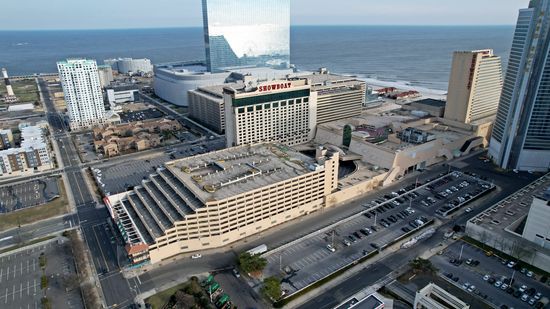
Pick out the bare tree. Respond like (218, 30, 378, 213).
(62, 274, 80, 291)
(174, 291, 195, 309)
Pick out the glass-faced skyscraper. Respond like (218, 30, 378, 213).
(489, 0, 550, 171)
(202, 0, 290, 73)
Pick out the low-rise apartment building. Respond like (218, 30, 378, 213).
(93, 118, 182, 157)
(0, 126, 53, 178)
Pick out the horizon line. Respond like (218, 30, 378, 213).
(0, 24, 516, 31)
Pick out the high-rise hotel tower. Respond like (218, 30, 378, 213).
(444, 50, 503, 124)
(57, 59, 107, 130)
(489, 0, 550, 171)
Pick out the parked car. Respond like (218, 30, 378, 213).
(519, 285, 528, 293)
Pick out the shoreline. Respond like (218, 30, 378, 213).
(11, 70, 448, 101)
(359, 77, 448, 101)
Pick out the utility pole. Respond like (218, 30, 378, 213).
(459, 244, 464, 261)
(331, 230, 335, 247)
(374, 212, 377, 226)
(279, 253, 282, 273)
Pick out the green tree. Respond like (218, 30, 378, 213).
(409, 258, 436, 274)
(39, 253, 47, 268)
(41, 275, 48, 289)
(262, 276, 282, 300)
(238, 252, 267, 274)
(343, 124, 352, 148)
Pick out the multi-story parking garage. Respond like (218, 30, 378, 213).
(105, 143, 339, 265)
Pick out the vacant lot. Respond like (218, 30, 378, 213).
(145, 282, 189, 309)
(0, 78, 39, 103)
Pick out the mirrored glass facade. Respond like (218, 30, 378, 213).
(489, 0, 550, 171)
(202, 0, 290, 73)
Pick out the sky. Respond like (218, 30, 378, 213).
(0, 0, 528, 30)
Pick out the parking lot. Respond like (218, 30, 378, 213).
(0, 240, 83, 309)
(213, 270, 263, 309)
(0, 177, 60, 213)
(262, 171, 495, 296)
(92, 138, 225, 195)
(432, 240, 550, 309)
(73, 133, 97, 163)
(118, 108, 164, 123)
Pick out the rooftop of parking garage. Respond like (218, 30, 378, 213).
(468, 173, 550, 234)
(338, 161, 389, 189)
(165, 143, 329, 202)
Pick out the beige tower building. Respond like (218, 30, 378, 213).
(444, 50, 503, 124)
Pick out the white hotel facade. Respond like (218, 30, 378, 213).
(57, 59, 107, 130)
(224, 79, 318, 147)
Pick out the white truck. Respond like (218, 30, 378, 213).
(246, 244, 268, 256)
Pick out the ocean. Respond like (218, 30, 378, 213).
(0, 26, 514, 90)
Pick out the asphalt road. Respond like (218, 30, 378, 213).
(0, 215, 76, 249)
(39, 78, 134, 308)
